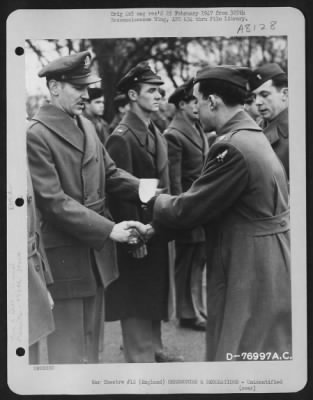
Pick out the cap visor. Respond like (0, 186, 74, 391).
(67, 75, 102, 85)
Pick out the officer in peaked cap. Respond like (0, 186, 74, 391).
(166, 79, 209, 332)
(105, 61, 184, 363)
(168, 79, 195, 106)
(27, 51, 148, 364)
(249, 63, 289, 178)
(38, 51, 101, 85)
(116, 61, 164, 93)
(149, 64, 291, 361)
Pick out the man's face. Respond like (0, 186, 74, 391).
(135, 84, 162, 113)
(181, 98, 199, 123)
(87, 96, 105, 117)
(253, 79, 288, 122)
(56, 81, 89, 117)
(193, 83, 215, 132)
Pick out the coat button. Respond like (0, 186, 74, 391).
(95, 157, 99, 162)
(35, 265, 40, 272)
(27, 195, 32, 203)
(280, 220, 286, 227)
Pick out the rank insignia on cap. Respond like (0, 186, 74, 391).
(216, 150, 228, 163)
(257, 74, 262, 80)
(84, 55, 91, 69)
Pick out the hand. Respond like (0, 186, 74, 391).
(130, 244, 148, 259)
(110, 221, 139, 243)
(142, 224, 155, 242)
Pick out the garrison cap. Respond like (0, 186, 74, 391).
(168, 79, 195, 105)
(38, 51, 101, 85)
(87, 87, 104, 101)
(117, 61, 164, 93)
(249, 63, 286, 91)
(194, 65, 252, 91)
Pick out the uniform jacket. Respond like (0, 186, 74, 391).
(153, 111, 291, 360)
(164, 111, 208, 242)
(28, 168, 55, 346)
(263, 107, 289, 179)
(27, 104, 139, 300)
(105, 110, 175, 321)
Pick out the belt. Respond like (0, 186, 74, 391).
(224, 209, 290, 236)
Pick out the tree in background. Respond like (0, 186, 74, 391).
(26, 36, 287, 120)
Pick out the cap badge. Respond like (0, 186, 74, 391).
(83, 55, 91, 69)
(257, 74, 262, 80)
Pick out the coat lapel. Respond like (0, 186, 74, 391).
(78, 116, 98, 166)
(263, 108, 289, 145)
(32, 104, 84, 153)
(170, 112, 204, 150)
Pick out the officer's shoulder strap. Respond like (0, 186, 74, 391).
(113, 124, 129, 136)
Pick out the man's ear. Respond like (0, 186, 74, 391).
(178, 100, 186, 111)
(208, 94, 217, 110)
(128, 89, 138, 101)
(48, 79, 60, 96)
(281, 87, 288, 101)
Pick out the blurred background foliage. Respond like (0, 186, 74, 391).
(26, 36, 287, 121)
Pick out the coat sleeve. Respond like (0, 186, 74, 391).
(165, 131, 183, 195)
(27, 129, 116, 251)
(153, 142, 249, 230)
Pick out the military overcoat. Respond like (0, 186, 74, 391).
(164, 110, 208, 243)
(153, 111, 291, 360)
(263, 107, 289, 179)
(105, 110, 175, 321)
(28, 168, 55, 346)
(27, 104, 139, 301)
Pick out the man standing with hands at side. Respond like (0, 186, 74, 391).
(148, 65, 291, 361)
(250, 63, 289, 178)
(165, 80, 208, 331)
(105, 62, 182, 363)
(27, 51, 147, 364)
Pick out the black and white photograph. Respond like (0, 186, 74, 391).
(6, 7, 306, 395)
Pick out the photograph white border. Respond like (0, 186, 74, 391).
(7, 7, 306, 395)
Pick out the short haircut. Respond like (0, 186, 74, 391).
(272, 74, 288, 90)
(198, 79, 248, 106)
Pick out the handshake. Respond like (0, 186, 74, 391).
(109, 221, 155, 259)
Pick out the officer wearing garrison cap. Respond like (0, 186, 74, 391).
(27, 51, 148, 364)
(250, 63, 289, 178)
(165, 80, 208, 332)
(105, 61, 183, 363)
(148, 65, 291, 361)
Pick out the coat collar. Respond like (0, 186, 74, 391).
(32, 104, 98, 166)
(168, 111, 206, 151)
(120, 110, 169, 189)
(263, 108, 289, 144)
(217, 110, 263, 137)
(32, 104, 85, 153)
(121, 110, 150, 147)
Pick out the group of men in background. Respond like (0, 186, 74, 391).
(27, 50, 290, 365)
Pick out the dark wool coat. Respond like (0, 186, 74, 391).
(263, 107, 289, 179)
(105, 110, 175, 321)
(28, 168, 55, 346)
(153, 111, 291, 360)
(164, 111, 208, 243)
(27, 104, 139, 301)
